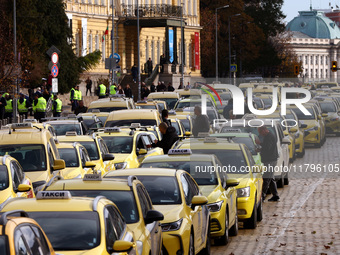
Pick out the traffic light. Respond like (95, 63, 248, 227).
(332, 61, 338, 72)
(294, 65, 299, 76)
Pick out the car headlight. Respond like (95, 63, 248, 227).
(161, 218, 183, 232)
(207, 200, 224, 212)
(305, 126, 318, 132)
(237, 187, 250, 197)
(136, 240, 143, 255)
(114, 162, 127, 169)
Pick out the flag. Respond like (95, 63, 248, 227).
(102, 35, 105, 42)
(104, 26, 109, 35)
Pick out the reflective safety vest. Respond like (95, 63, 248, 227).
(5, 99, 12, 113)
(36, 97, 46, 112)
(70, 88, 76, 100)
(18, 99, 28, 113)
(53, 98, 62, 112)
(78, 90, 82, 100)
(110, 85, 117, 95)
(99, 84, 106, 96)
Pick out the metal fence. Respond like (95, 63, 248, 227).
(120, 4, 182, 18)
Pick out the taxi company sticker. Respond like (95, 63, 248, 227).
(36, 191, 72, 199)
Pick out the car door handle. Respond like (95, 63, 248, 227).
(155, 229, 159, 234)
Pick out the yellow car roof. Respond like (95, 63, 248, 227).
(56, 142, 76, 149)
(88, 98, 129, 108)
(142, 154, 216, 163)
(106, 109, 160, 121)
(176, 138, 241, 150)
(0, 128, 51, 145)
(46, 178, 131, 191)
(97, 128, 144, 137)
(147, 92, 179, 99)
(80, 112, 110, 117)
(57, 134, 96, 142)
(105, 168, 180, 178)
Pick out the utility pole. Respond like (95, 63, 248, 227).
(137, 0, 141, 100)
(111, 0, 115, 85)
(180, 2, 184, 85)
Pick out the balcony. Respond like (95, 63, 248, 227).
(120, 4, 182, 18)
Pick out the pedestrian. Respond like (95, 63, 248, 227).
(117, 85, 124, 95)
(192, 106, 210, 137)
(141, 83, 150, 99)
(0, 92, 7, 120)
(18, 93, 29, 119)
(124, 84, 133, 98)
(74, 100, 88, 115)
(160, 54, 165, 73)
(4, 93, 13, 122)
(178, 82, 183, 89)
(147, 58, 153, 76)
(70, 85, 79, 111)
(131, 64, 138, 83)
(86, 77, 92, 96)
(98, 83, 107, 99)
(157, 81, 166, 92)
(257, 126, 280, 202)
(109, 83, 117, 96)
(150, 122, 178, 154)
(167, 82, 175, 92)
(52, 95, 62, 117)
(185, 82, 191, 89)
(161, 109, 171, 127)
(42, 87, 50, 102)
(33, 92, 46, 123)
(223, 99, 233, 119)
(150, 82, 156, 93)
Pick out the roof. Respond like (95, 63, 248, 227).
(147, 92, 179, 99)
(104, 168, 179, 178)
(286, 10, 340, 39)
(106, 109, 160, 121)
(88, 98, 129, 108)
(0, 128, 51, 145)
(57, 135, 95, 142)
(177, 138, 241, 150)
(46, 120, 80, 125)
(56, 142, 76, 149)
(141, 154, 216, 163)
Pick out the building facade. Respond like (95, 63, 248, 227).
(64, 0, 202, 83)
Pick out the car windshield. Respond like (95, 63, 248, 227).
(157, 103, 165, 111)
(254, 99, 263, 108)
(152, 98, 178, 109)
(141, 161, 218, 185)
(88, 107, 127, 112)
(0, 236, 7, 255)
(191, 149, 248, 174)
(78, 141, 99, 160)
(171, 122, 181, 135)
(83, 119, 103, 129)
(319, 102, 336, 113)
(0, 145, 47, 172)
(137, 105, 157, 110)
(106, 119, 157, 127)
(69, 190, 138, 224)
(220, 125, 277, 140)
(232, 137, 257, 155)
(97, 116, 108, 124)
(28, 211, 100, 251)
(176, 101, 213, 109)
(179, 119, 191, 131)
(58, 148, 79, 167)
(50, 124, 81, 136)
(0, 166, 9, 191)
(291, 107, 315, 120)
(262, 98, 272, 106)
(102, 136, 133, 154)
(134, 176, 181, 205)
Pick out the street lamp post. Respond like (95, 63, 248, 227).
(111, 0, 115, 85)
(215, 5, 229, 82)
(228, 13, 240, 84)
(180, 2, 184, 85)
(137, 0, 141, 100)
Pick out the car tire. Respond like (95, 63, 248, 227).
(276, 173, 284, 188)
(201, 224, 211, 254)
(315, 141, 321, 148)
(215, 212, 229, 245)
(189, 233, 195, 255)
(284, 172, 289, 185)
(229, 208, 238, 236)
(244, 199, 257, 229)
(297, 148, 305, 158)
(257, 196, 263, 222)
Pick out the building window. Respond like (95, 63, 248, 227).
(101, 0, 105, 5)
(315, 69, 318, 78)
(326, 56, 328, 65)
(326, 69, 328, 78)
(320, 69, 323, 78)
(157, 41, 160, 64)
(95, 35, 99, 50)
(89, 34, 93, 53)
(305, 56, 308, 65)
(315, 56, 318, 65)
(320, 56, 323, 65)
(193, 0, 197, 16)
(310, 56, 313, 65)
(145, 40, 149, 63)
(151, 40, 155, 65)
(75, 33, 79, 56)
(102, 39, 105, 61)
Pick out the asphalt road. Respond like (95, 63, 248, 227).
(211, 136, 340, 255)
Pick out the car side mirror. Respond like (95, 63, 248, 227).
(138, 148, 148, 155)
(52, 159, 65, 171)
(290, 127, 298, 132)
(191, 195, 208, 210)
(144, 210, 164, 224)
(112, 240, 134, 252)
(317, 115, 322, 120)
(185, 131, 191, 137)
(84, 161, 96, 168)
(225, 179, 239, 189)
(282, 137, 291, 145)
(16, 184, 31, 193)
(102, 153, 115, 161)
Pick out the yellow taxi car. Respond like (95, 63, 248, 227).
(44, 174, 164, 255)
(56, 142, 96, 178)
(169, 118, 186, 139)
(0, 210, 56, 254)
(135, 100, 160, 111)
(79, 111, 110, 126)
(57, 132, 116, 174)
(0, 123, 65, 191)
(0, 155, 34, 206)
(87, 95, 135, 112)
(147, 92, 180, 109)
(105, 109, 162, 128)
(0, 191, 137, 255)
(98, 126, 163, 169)
(154, 100, 168, 112)
(174, 137, 264, 229)
(168, 111, 193, 136)
(23, 118, 57, 136)
(315, 97, 340, 136)
(175, 89, 202, 99)
(140, 150, 239, 245)
(105, 168, 211, 255)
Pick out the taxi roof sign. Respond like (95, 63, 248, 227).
(23, 119, 38, 123)
(11, 123, 33, 129)
(83, 173, 102, 181)
(197, 132, 210, 137)
(65, 131, 77, 136)
(104, 127, 121, 133)
(168, 149, 192, 155)
(130, 123, 141, 129)
(222, 128, 242, 133)
(91, 109, 101, 113)
(204, 137, 218, 143)
(36, 191, 72, 200)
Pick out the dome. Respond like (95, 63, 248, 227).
(286, 10, 340, 39)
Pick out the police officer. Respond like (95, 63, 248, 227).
(98, 83, 107, 99)
(76, 85, 82, 101)
(52, 95, 62, 117)
(70, 85, 79, 111)
(0, 92, 7, 120)
(4, 93, 13, 122)
(18, 93, 30, 119)
(109, 83, 117, 96)
(33, 92, 46, 122)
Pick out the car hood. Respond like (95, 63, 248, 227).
(153, 204, 185, 223)
(199, 185, 220, 203)
(25, 171, 49, 184)
(0, 188, 12, 204)
(112, 154, 130, 163)
(227, 174, 250, 188)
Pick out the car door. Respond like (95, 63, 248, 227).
(145, 134, 163, 156)
(10, 160, 33, 198)
(245, 146, 262, 202)
(276, 123, 289, 167)
(136, 134, 150, 164)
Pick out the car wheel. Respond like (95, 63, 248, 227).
(315, 141, 321, 148)
(257, 196, 263, 222)
(229, 208, 238, 236)
(201, 224, 211, 254)
(215, 212, 229, 245)
(189, 233, 195, 255)
(244, 199, 257, 229)
(297, 148, 305, 158)
(284, 172, 289, 185)
(276, 173, 284, 188)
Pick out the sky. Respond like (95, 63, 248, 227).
(282, 0, 339, 23)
